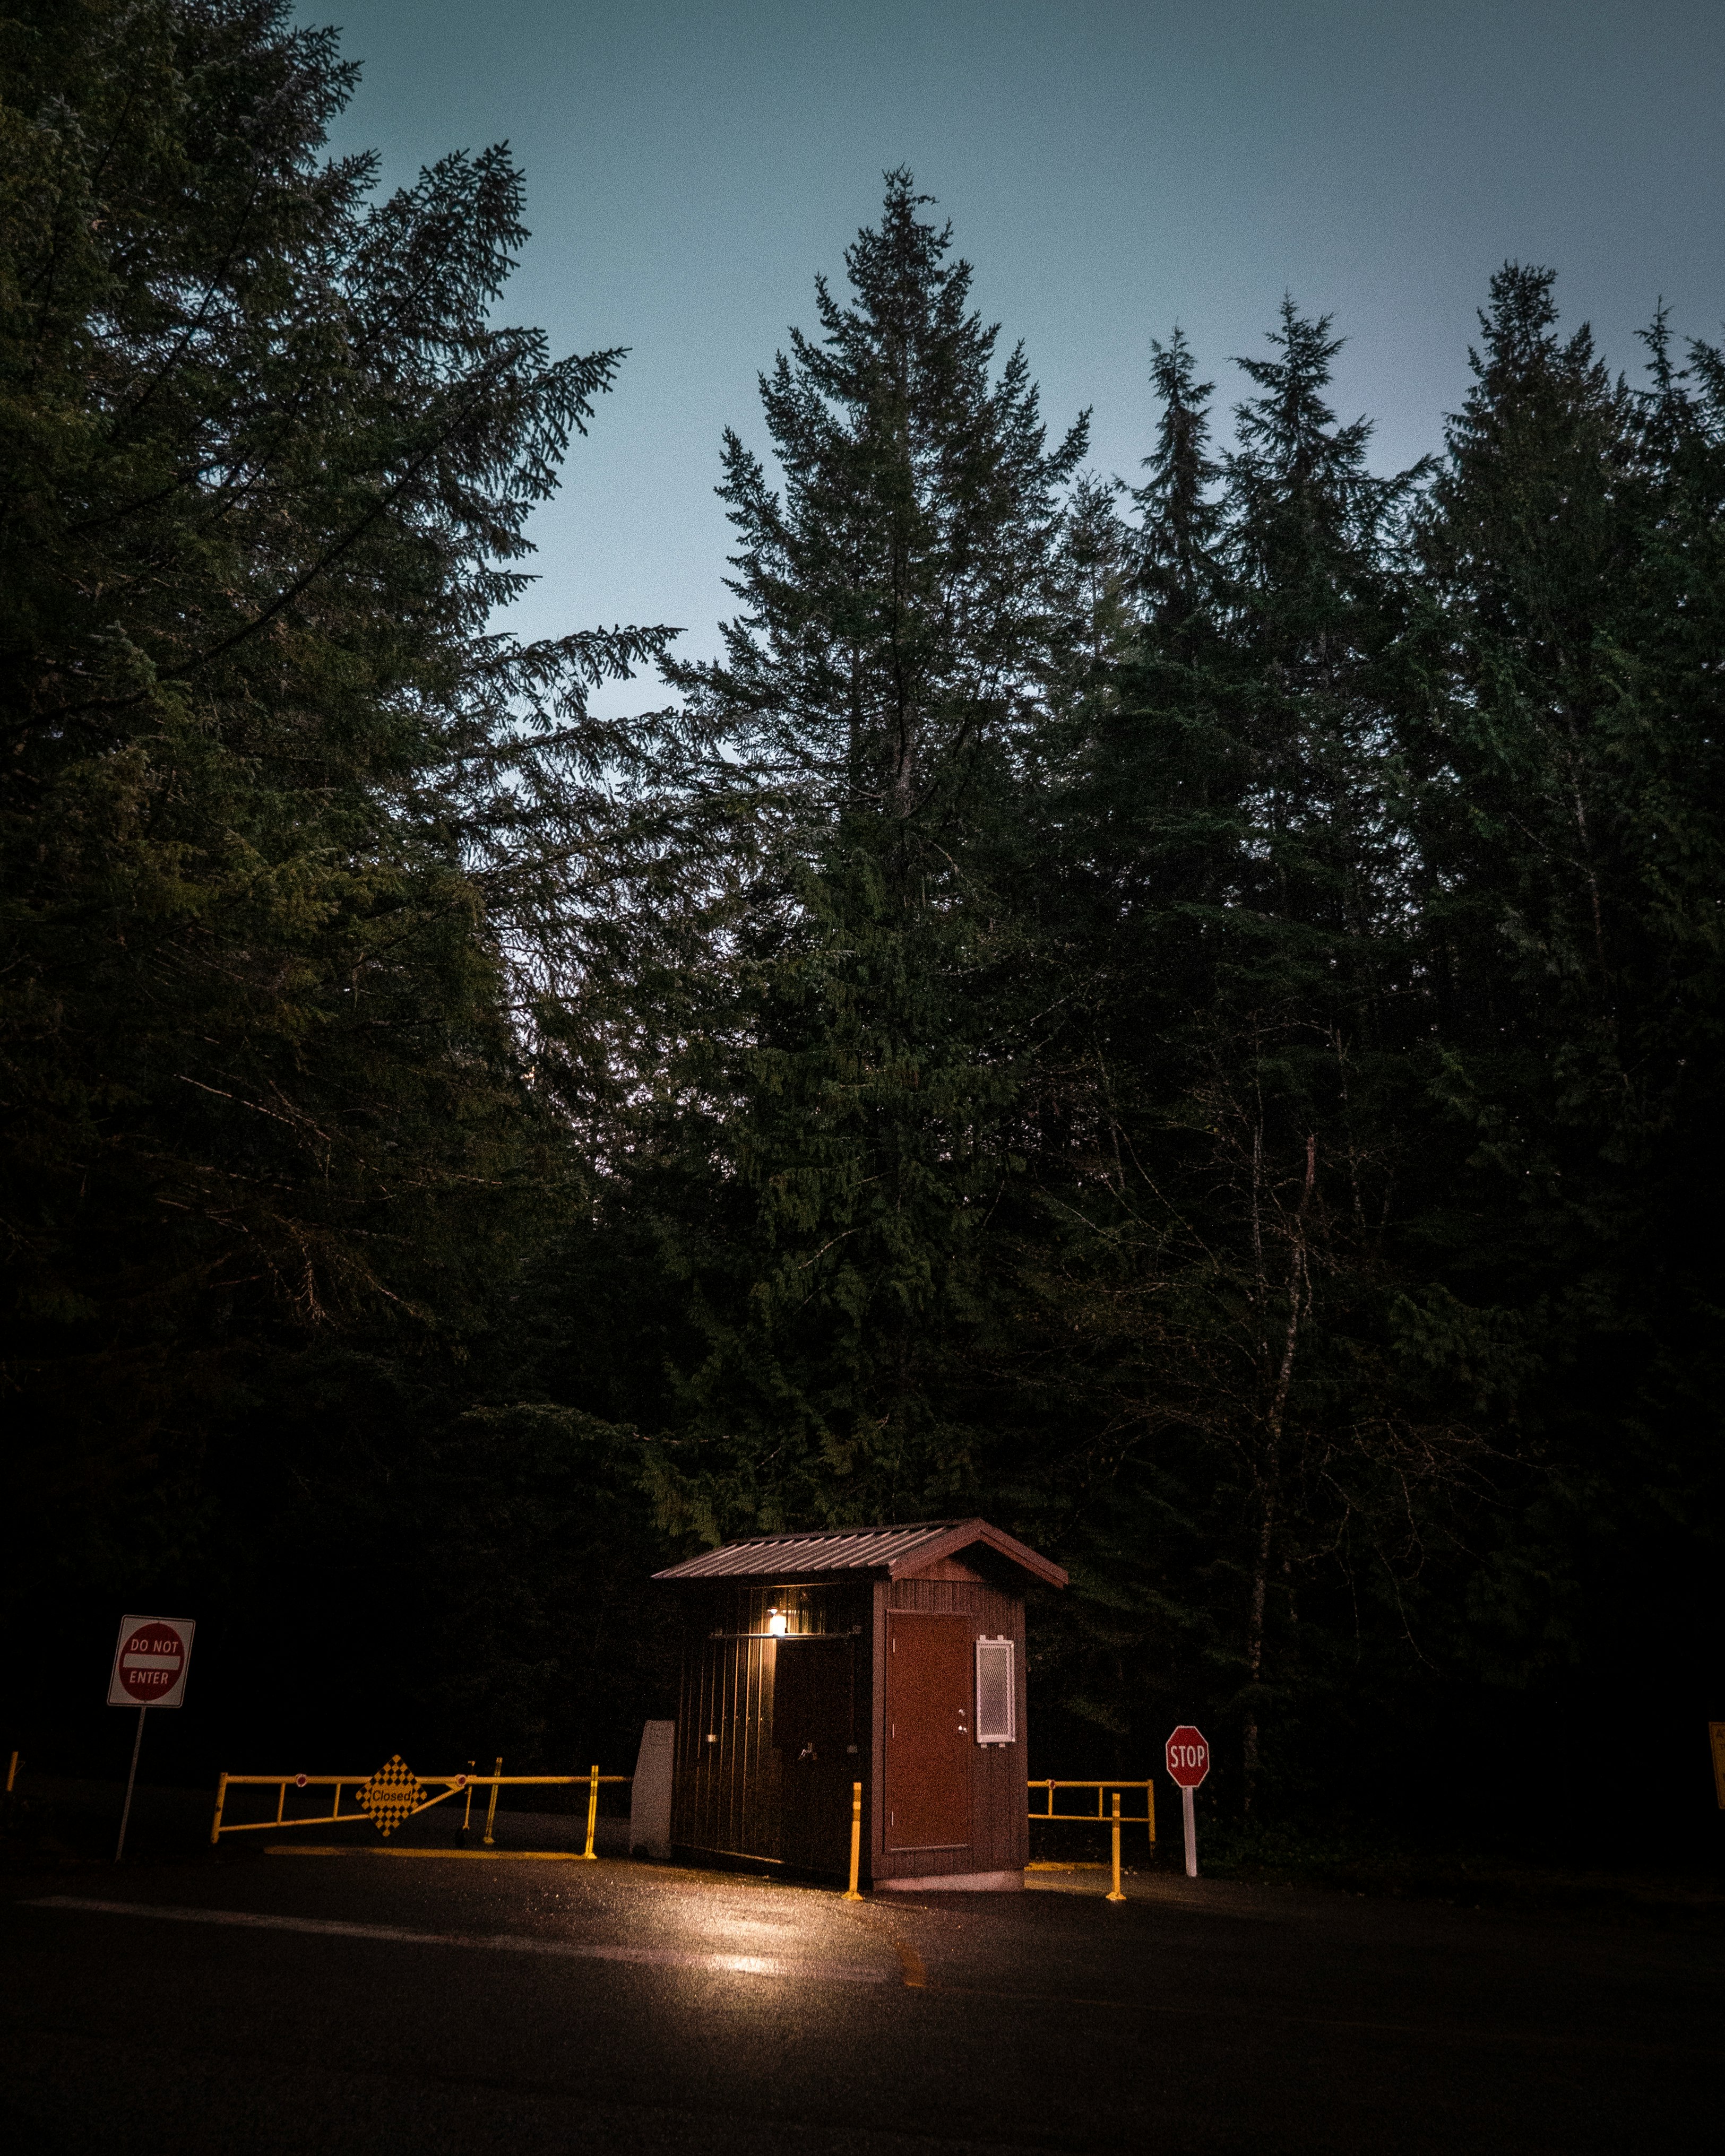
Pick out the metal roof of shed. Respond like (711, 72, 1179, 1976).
(652, 1517, 1066, 1589)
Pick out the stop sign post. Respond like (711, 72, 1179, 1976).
(107, 1614, 195, 1863)
(1165, 1725, 1210, 1878)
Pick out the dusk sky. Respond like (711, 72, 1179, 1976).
(308, 1, 1725, 689)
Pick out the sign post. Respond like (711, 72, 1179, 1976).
(107, 1615, 195, 1863)
(1165, 1725, 1210, 1878)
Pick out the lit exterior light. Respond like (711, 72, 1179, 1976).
(766, 1607, 787, 1636)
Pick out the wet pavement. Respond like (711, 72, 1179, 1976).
(2, 1847, 1720, 2152)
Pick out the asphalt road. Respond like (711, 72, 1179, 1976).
(2, 1849, 1720, 2154)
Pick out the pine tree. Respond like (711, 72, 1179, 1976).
(1404, 266, 1725, 1720)
(605, 172, 1088, 1535)
(1020, 307, 1480, 1809)
(1132, 327, 1224, 633)
(0, 1, 671, 1626)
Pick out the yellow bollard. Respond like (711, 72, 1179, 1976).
(5, 1750, 18, 1795)
(843, 1780, 864, 1900)
(209, 1772, 229, 1848)
(462, 1761, 475, 1838)
(581, 1763, 600, 1859)
(1106, 1788, 1125, 1902)
(483, 1756, 502, 1847)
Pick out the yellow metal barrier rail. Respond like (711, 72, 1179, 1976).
(1028, 1778, 1155, 1904)
(210, 1761, 631, 1858)
(843, 1780, 864, 1901)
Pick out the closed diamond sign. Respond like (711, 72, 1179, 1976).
(359, 1755, 425, 1837)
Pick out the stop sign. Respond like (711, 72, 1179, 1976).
(107, 1614, 195, 1709)
(1165, 1725, 1210, 1789)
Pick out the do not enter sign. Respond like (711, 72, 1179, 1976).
(107, 1614, 195, 1710)
(1165, 1726, 1210, 1789)
(106, 1613, 196, 1863)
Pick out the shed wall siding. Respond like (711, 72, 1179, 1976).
(672, 1580, 870, 1873)
(669, 1564, 1034, 1885)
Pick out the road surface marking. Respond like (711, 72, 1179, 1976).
(25, 1897, 891, 1986)
(262, 1846, 590, 1860)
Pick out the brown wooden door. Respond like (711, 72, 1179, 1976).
(773, 1638, 854, 1873)
(884, 1615, 972, 1851)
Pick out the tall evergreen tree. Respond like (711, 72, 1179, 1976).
(1, 0, 670, 1667)
(1404, 266, 1725, 1718)
(1128, 328, 1223, 628)
(1019, 306, 1486, 1808)
(582, 173, 1088, 1536)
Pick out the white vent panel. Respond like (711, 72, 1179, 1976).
(974, 1637, 1015, 1745)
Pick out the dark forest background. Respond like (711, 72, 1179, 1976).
(5, 1, 1721, 1864)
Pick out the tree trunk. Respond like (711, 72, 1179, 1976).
(1241, 1132, 1315, 1815)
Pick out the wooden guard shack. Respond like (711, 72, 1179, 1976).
(653, 1519, 1066, 1890)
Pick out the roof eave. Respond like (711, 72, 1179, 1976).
(887, 1518, 1067, 1590)
(649, 1518, 1066, 1588)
